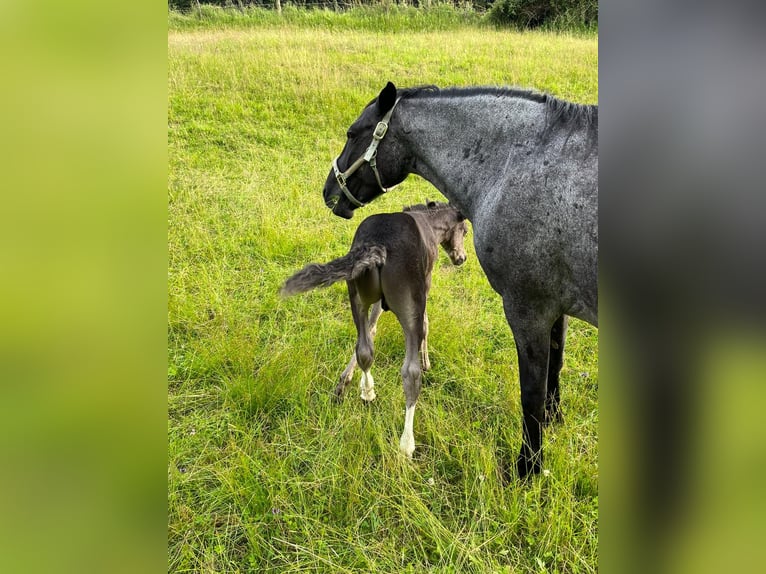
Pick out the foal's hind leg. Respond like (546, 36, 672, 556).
(335, 300, 383, 400)
(333, 283, 377, 403)
(397, 313, 425, 458)
(545, 315, 568, 425)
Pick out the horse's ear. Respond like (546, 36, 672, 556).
(377, 82, 397, 114)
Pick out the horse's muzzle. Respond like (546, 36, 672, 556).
(332, 200, 354, 219)
(324, 188, 339, 210)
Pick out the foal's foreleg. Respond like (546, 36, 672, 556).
(545, 315, 568, 425)
(335, 301, 383, 400)
(420, 310, 430, 371)
(421, 275, 432, 371)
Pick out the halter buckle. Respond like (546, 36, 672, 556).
(373, 121, 388, 140)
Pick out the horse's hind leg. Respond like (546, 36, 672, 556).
(545, 315, 568, 425)
(335, 300, 383, 400)
(397, 312, 425, 458)
(503, 299, 554, 478)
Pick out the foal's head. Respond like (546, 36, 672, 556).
(441, 210, 468, 266)
(405, 201, 468, 266)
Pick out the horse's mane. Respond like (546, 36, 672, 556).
(393, 85, 598, 135)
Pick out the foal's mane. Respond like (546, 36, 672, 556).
(402, 200, 452, 213)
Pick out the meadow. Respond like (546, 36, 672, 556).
(168, 11, 598, 572)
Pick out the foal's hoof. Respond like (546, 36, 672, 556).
(360, 388, 377, 403)
(399, 438, 415, 459)
(516, 453, 542, 480)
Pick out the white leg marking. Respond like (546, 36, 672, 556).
(399, 404, 417, 458)
(338, 351, 357, 390)
(359, 370, 376, 402)
(421, 313, 430, 371)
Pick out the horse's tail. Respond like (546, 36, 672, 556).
(279, 245, 387, 297)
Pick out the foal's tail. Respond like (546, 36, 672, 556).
(279, 245, 387, 296)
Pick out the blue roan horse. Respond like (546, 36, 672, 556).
(323, 82, 598, 478)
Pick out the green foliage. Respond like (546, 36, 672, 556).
(169, 16, 598, 573)
(487, 0, 597, 30)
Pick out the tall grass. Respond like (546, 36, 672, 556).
(169, 5, 484, 32)
(169, 18, 597, 573)
(169, 4, 597, 33)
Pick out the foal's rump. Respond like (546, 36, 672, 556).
(280, 245, 387, 296)
(280, 213, 428, 299)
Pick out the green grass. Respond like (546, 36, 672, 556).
(169, 16, 598, 573)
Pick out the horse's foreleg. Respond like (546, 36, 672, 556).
(335, 300, 383, 400)
(398, 314, 424, 458)
(504, 300, 553, 479)
(545, 315, 568, 425)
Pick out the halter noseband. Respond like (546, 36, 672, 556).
(332, 97, 402, 208)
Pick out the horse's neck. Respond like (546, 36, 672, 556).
(400, 96, 544, 218)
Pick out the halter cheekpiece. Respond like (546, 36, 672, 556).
(331, 97, 402, 208)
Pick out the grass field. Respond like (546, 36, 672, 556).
(168, 12, 598, 573)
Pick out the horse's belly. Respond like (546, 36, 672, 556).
(472, 222, 596, 320)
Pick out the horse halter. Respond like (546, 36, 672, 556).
(331, 97, 402, 208)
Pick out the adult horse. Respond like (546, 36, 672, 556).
(323, 82, 598, 478)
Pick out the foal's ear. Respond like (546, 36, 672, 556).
(377, 81, 397, 114)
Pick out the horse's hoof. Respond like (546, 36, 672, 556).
(516, 453, 541, 479)
(360, 389, 377, 403)
(544, 407, 564, 426)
